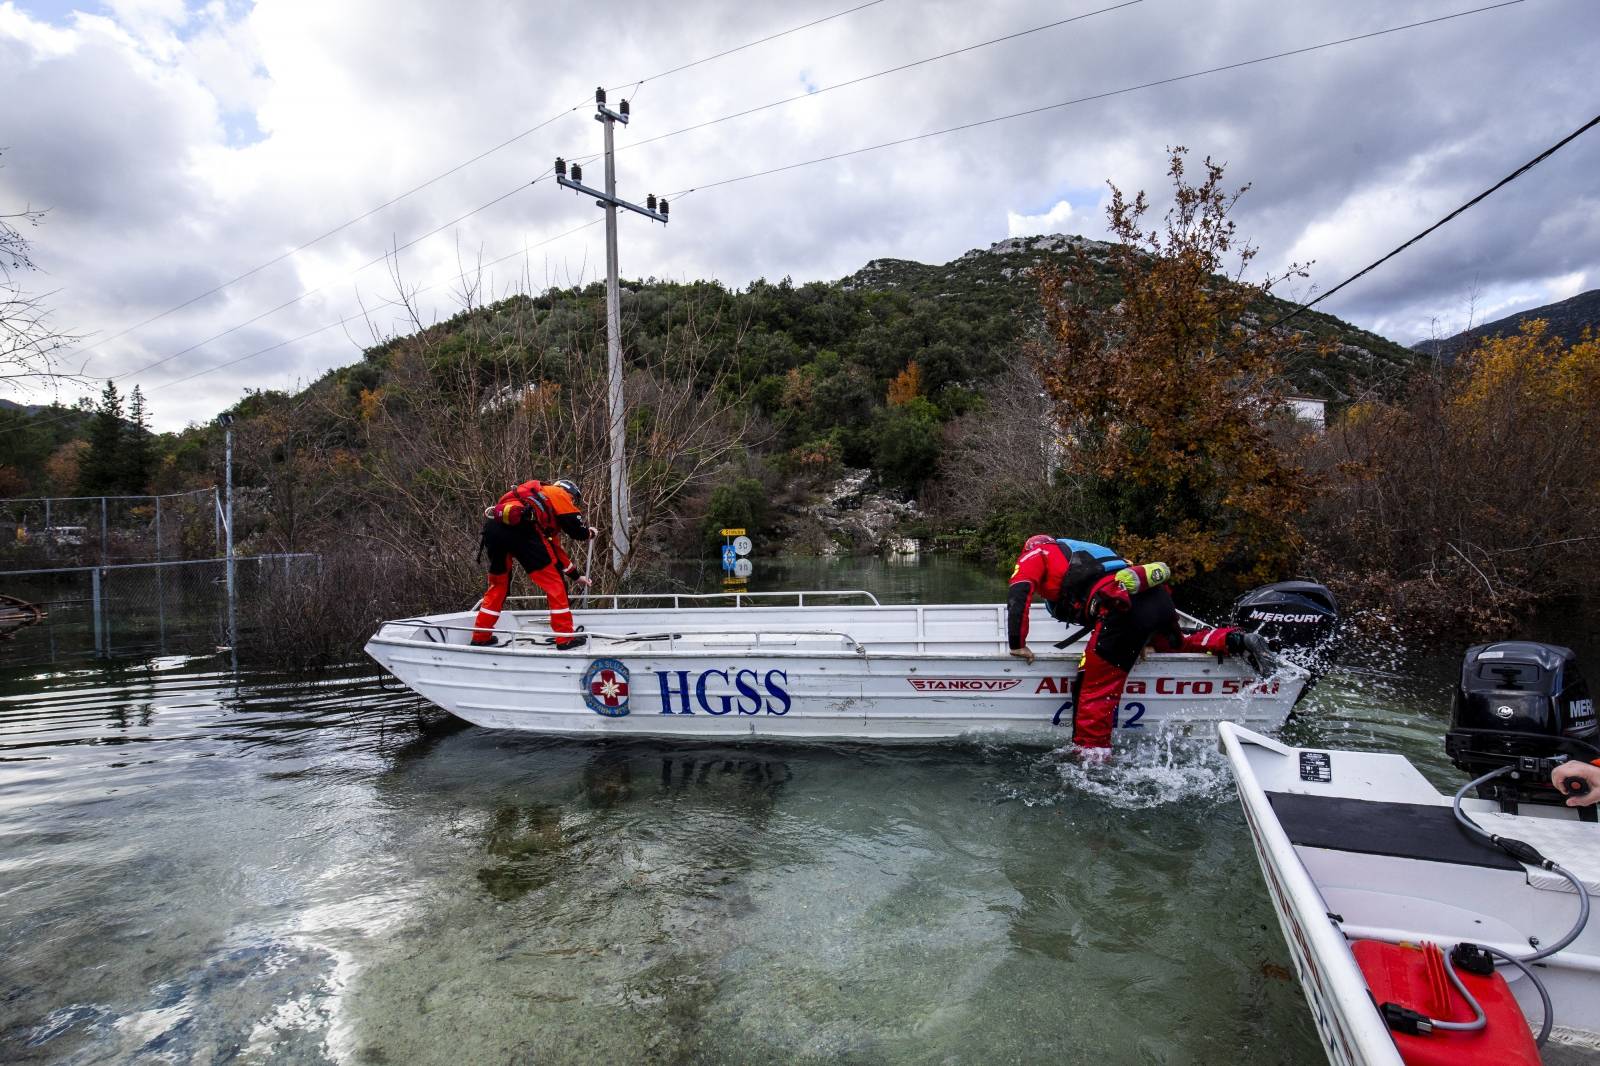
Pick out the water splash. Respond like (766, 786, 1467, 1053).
(993, 726, 1237, 811)
(1053, 729, 1238, 809)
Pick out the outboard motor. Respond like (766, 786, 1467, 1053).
(1231, 580, 1339, 653)
(1445, 641, 1599, 811)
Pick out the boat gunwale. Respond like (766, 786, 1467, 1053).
(367, 598, 1305, 676)
(1220, 722, 1409, 1066)
(367, 634, 1275, 667)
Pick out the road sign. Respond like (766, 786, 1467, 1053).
(733, 558, 753, 579)
(732, 535, 752, 557)
(719, 527, 746, 537)
(720, 544, 736, 572)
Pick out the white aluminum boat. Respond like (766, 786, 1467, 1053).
(1221, 721, 1600, 1065)
(365, 590, 1306, 741)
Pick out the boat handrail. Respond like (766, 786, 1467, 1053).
(381, 617, 870, 655)
(496, 589, 883, 609)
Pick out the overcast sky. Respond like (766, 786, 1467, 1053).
(2, 0, 1596, 429)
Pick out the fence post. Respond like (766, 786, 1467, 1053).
(100, 497, 108, 567)
(91, 566, 104, 659)
(155, 496, 163, 561)
(223, 422, 236, 648)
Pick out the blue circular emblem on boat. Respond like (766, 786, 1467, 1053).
(582, 658, 631, 717)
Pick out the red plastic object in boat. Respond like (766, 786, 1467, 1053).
(1352, 940, 1541, 1066)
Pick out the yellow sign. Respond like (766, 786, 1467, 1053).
(722, 576, 748, 587)
(719, 528, 746, 537)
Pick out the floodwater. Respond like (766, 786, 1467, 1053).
(0, 557, 1591, 1064)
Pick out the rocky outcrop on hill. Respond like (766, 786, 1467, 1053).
(773, 468, 920, 556)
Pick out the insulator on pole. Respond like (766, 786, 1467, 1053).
(571, 163, 583, 182)
(555, 157, 566, 177)
(660, 199, 669, 218)
(646, 193, 657, 211)
(620, 99, 630, 117)
(595, 86, 606, 105)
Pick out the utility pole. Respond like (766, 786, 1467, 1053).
(218, 413, 236, 649)
(552, 87, 669, 575)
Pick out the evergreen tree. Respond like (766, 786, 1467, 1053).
(121, 386, 152, 493)
(78, 381, 124, 495)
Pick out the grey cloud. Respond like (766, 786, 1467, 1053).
(2, 0, 1597, 428)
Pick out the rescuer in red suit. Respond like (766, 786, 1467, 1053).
(471, 478, 593, 648)
(1005, 535, 1268, 751)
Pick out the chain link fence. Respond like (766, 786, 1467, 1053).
(1, 554, 321, 666)
(1, 488, 221, 570)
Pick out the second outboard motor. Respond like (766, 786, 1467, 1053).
(1231, 580, 1339, 652)
(1445, 641, 1599, 810)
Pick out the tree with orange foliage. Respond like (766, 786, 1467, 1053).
(886, 361, 923, 406)
(1031, 147, 1317, 588)
(1308, 319, 1600, 631)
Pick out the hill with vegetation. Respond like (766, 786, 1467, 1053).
(1, 231, 1421, 530)
(1412, 287, 1600, 362)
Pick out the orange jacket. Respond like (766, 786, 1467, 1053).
(486, 480, 590, 571)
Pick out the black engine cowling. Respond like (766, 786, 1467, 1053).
(1445, 641, 1599, 808)
(1231, 580, 1339, 652)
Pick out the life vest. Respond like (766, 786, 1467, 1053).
(485, 480, 580, 535)
(1054, 539, 1131, 622)
(1055, 539, 1128, 574)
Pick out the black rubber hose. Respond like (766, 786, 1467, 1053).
(1482, 946, 1556, 1047)
(1453, 767, 1592, 961)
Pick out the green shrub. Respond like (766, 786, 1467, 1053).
(702, 477, 769, 551)
(871, 396, 942, 491)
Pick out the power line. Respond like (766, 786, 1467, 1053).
(19, 218, 602, 429)
(150, 219, 604, 392)
(105, 0, 1139, 385)
(605, 0, 890, 93)
(115, 178, 545, 380)
(609, 0, 1142, 159)
(72, 0, 1529, 404)
(71, 0, 893, 361)
(668, 0, 1527, 197)
(1270, 110, 1600, 329)
(81, 112, 580, 360)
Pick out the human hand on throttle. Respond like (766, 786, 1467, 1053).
(1552, 761, 1600, 807)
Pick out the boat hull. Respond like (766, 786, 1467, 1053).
(365, 602, 1303, 742)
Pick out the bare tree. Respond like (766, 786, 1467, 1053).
(2, 152, 82, 390)
(340, 262, 753, 598)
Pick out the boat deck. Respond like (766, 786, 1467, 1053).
(1222, 723, 1600, 1062)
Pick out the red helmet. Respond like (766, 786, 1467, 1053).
(1024, 535, 1055, 552)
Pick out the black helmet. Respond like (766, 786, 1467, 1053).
(553, 478, 584, 508)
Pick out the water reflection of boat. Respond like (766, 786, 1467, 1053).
(365, 592, 1307, 743)
(1223, 641, 1600, 1064)
(0, 594, 44, 639)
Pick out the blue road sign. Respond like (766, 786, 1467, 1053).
(721, 544, 737, 572)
